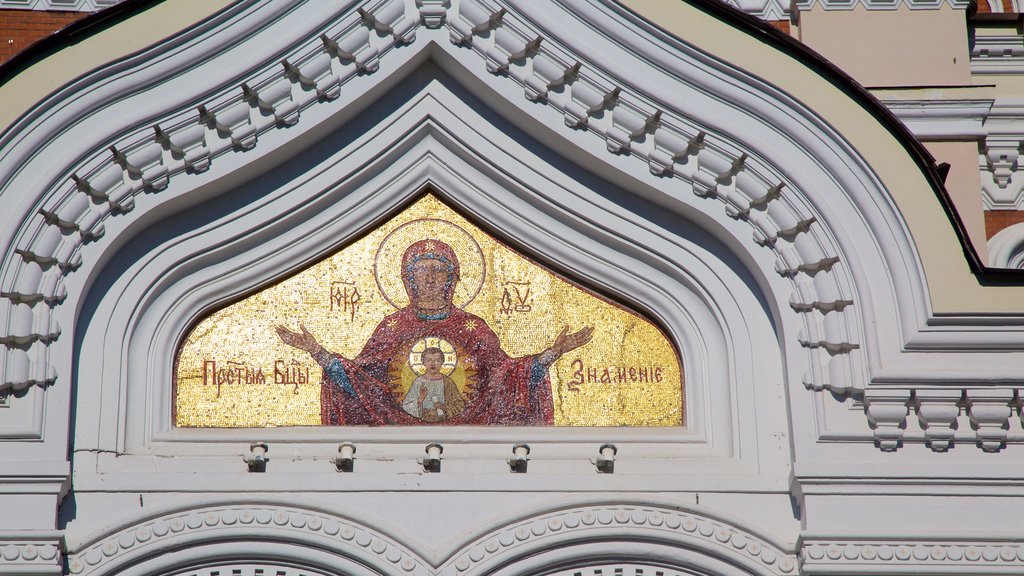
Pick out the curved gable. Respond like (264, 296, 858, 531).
(1, 2, 1023, 575)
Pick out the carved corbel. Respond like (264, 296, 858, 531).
(521, 53, 577, 102)
(286, 53, 341, 101)
(0, 302, 60, 347)
(797, 308, 858, 354)
(803, 348, 863, 395)
(604, 103, 659, 154)
(915, 389, 963, 452)
(1, 341, 56, 393)
(200, 99, 257, 150)
(15, 226, 81, 272)
(416, 0, 449, 29)
(773, 233, 839, 276)
(789, 268, 853, 313)
(865, 389, 911, 451)
(648, 125, 692, 176)
(1, 261, 66, 306)
(360, 0, 417, 44)
(322, 26, 380, 73)
(562, 79, 617, 129)
(692, 148, 732, 198)
(112, 140, 169, 191)
(449, 0, 503, 45)
(74, 162, 134, 212)
(245, 78, 300, 127)
(983, 136, 1020, 189)
(156, 123, 211, 173)
(482, 25, 539, 75)
(39, 189, 108, 240)
(966, 389, 1015, 452)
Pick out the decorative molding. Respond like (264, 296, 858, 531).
(446, 0, 860, 400)
(881, 99, 990, 141)
(981, 99, 1024, 210)
(802, 540, 1024, 573)
(0, 0, 862, 408)
(971, 34, 1024, 76)
(863, 387, 1023, 452)
(988, 222, 1024, 269)
(0, 0, 122, 11)
(0, 531, 63, 575)
(0, 542, 61, 573)
(444, 504, 797, 576)
(0, 0, 417, 394)
(67, 505, 428, 576)
(67, 504, 796, 576)
(0, 0, 1019, 453)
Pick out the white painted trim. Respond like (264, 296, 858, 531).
(982, 99, 1024, 210)
(882, 99, 991, 141)
(971, 35, 1024, 76)
(73, 87, 782, 489)
(65, 502, 797, 576)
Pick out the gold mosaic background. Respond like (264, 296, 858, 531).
(174, 194, 684, 427)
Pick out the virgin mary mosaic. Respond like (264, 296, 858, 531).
(173, 194, 684, 427)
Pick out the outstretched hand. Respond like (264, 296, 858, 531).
(275, 323, 321, 356)
(547, 325, 594, 361)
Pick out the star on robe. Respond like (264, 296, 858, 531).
(464, 319, 478, 331)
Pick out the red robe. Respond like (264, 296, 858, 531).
(320, 306, 554, 425)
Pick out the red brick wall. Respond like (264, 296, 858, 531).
(766, 20, 791, 35)
(0, 9, 87, 65)
(985, 210, 1024, 239)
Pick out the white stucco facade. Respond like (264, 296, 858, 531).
(1, 1, 1023, 575)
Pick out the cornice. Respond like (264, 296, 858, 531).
(971, 34, 1024, 76)
(881, 99, 991, 140)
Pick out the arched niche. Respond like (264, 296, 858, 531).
(68, 80, 786, 483)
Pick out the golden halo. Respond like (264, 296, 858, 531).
(374, 218, 485, 310)
(408, 337, 458, 376)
